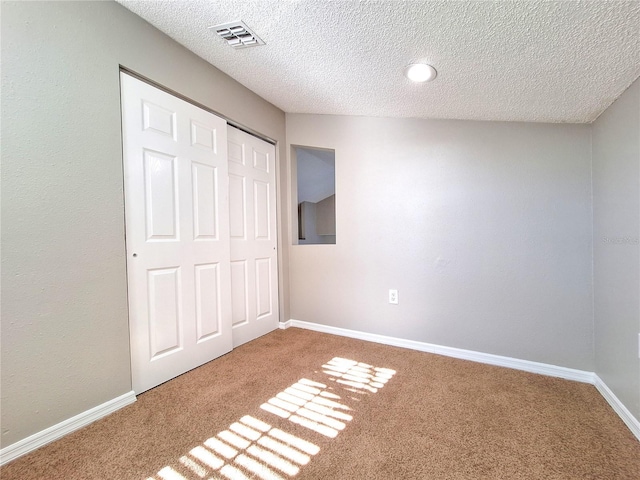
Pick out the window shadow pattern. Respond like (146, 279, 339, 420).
(146, 357, 396, 480)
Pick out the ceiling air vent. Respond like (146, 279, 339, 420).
(209, 20, 265, 49)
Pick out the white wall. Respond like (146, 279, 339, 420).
(1, 1, 286, 448)
(592, 78, 640, 419)
(287, 114, 594, 370)
(296, 148, 335, 203)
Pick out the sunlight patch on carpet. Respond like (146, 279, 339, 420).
(146, 357, 395, 480)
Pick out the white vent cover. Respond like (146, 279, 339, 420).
(209, 20, 265, 49)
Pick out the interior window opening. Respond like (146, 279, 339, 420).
(294, 146, 336, 245)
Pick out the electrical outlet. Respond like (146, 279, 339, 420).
(389, 289, 398, 305)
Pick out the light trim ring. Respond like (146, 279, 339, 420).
(405, 63, 437, 83)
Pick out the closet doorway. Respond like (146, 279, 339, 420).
(121, 73, 278, 394)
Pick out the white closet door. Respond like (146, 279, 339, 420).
(228, 126, 279, 347)
(121, 73, 232, 394)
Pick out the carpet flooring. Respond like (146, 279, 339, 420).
(2, 328, 639, 479)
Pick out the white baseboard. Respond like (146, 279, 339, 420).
(594, 375, 640, 441)
(279, 320, 292, 329)
(286, 319, 639, 442)
(286, 319, 594, 383)
(4, 323, 638, 464)
(0, 391, 136, 466)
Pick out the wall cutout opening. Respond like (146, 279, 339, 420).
(295, 147, 336, 245)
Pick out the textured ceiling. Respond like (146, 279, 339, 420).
(117, 0, 640, 124)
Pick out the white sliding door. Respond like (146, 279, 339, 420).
(228, 126, 280, 347)
(121, 73, 232, 394)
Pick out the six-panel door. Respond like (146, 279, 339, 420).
(121, 73, 233, 394)
(228, 126, 280, 347)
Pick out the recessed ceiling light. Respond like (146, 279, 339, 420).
(405, 63, 437, 83)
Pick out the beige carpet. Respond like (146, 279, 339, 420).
(2, 328, 639, 479)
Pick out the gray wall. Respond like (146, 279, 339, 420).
(1, 1, 287, 448)
(299, 202, 322, 245)
(592, 78, 640, 419)
(287, 114, 594, 370)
